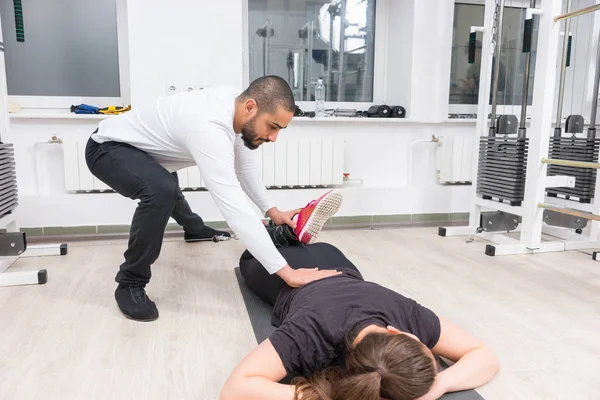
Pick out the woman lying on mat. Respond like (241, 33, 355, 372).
(220, 207, 500, 400)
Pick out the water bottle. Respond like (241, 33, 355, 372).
(315, 78, 325, 117)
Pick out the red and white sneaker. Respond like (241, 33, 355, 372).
(294, 189, 343, 244)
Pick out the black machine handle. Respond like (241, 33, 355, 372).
(13, 0, 24, 42)
(468, 31, 477, 64)
(522, 17, 533, 53)
(566, 34, 572, 67)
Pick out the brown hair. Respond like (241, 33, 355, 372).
(293, 332, 436, 400)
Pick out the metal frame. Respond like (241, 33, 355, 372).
(439, 0, 600, 259)
(541, 158, 600, 169)
(519, 0, 538, 137)
(554, 0, 573, 137)
(554, 3, 600, 22)
(489, 0, 507, 131)
(538, 203, 600, 222)
(0, 212, 67, 288)
(0, 18, 67, 288)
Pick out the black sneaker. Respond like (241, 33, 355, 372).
(114, 285, 159, 322)
(184, 226, 231, 243)
(264, 220, 301, 248)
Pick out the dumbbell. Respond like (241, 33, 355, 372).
(367, 105, 406, 118)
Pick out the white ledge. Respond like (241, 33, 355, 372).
(9, 109, 115, 120)
(292, 117, 477, 124)
(7, 110, 478, 125)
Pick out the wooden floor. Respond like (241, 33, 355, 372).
(0, 227, 599, 400)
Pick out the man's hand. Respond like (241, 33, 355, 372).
(266, 207, 299, 230)
(276, 264, 342, 288)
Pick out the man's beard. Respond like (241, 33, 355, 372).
(241, 116, 266, 150)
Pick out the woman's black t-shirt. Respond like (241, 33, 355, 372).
(268, 251, 441, 376)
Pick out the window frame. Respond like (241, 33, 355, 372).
(243, 0, 388, 109)
(6, 0, 130, 110)
(448, 0, 535, 117)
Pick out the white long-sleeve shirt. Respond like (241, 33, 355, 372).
(93, 85, 288, 274)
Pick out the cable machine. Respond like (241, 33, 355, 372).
(475, 0, 530, 209)
(439, 0, 600, 260)
(546, 0, 600, 206)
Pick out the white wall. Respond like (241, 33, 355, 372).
(4, 0, 598, 230)
(8, 116, 473, 228)
(383, 0, 414, 108)
(126, 0, 244, 107)
(409, 0, 455, 121)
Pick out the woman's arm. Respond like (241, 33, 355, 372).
(220, 339, 296, 400)
(423, 316, 500, 399)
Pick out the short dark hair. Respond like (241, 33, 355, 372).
(238, 76, 296, 114)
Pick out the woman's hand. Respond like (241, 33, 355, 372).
(429, 317, 500, 394)
(220, 339, 296, 400)
(415, 376, 448, 400)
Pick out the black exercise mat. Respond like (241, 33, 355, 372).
(234, 267, 486, 400)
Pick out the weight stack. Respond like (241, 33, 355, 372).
(477, 137, 529, 206)
(546, 136, 600, 203)
(0, 144, 18, 218)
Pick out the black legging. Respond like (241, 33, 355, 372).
(239, 242, 362, 306)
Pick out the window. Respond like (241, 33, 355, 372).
(449, 2, 538, 110)
(0, 0, 128, 108)
(248, 0, 377, 103)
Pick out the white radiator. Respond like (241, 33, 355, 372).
(436, 135, 474, 184)
(62, 137, 345, 192)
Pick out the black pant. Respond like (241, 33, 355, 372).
(239, 242, 362, 307)
(85, 135, 206, 286)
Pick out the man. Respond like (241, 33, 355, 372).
(85, 76, 341, 322)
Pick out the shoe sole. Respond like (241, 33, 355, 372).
(298, 189, 343, 244)
(121, 311, 159, 322)
(116, 305, 159, 322)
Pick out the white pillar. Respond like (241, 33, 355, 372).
(520, 0, 564, 249)
(464, 0, 496, 229)
(408, 0, 455, 122)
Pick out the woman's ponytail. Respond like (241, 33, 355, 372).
(293, 368, 383, 400)
(293, 367, 342, 400)
(333, 371, 382, 400)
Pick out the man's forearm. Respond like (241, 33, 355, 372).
(436, 347, 499, 394)
(221, 377, 295, 400)
(239, 172, 274, 215)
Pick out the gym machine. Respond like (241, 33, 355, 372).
(0, 28, 67, 288)
(545, 0, 600, 216)
(463, 0, 534, 233)
(439, 0, 600, 260)
(475, 0, 530, 209)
